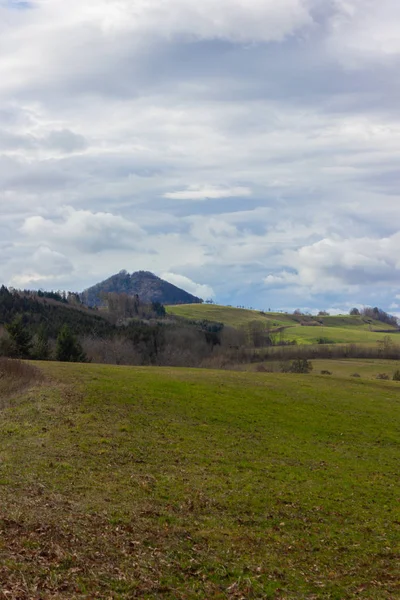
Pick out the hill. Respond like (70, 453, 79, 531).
(167, 304, 400, 345)
(0, 286, 224, 367)
(0, 286, 114, 338)
(0, 361, 398, 598)
(81, 270, 203, 307)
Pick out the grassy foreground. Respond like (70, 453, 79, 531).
(0, 362, 399, 599)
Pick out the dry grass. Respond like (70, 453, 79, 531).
(0, 358, 43, 409)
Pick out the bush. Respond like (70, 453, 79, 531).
(281, 358, 313, 374)
(376, 373, 390, 380)
(392, 369, 400, 381)
(317, 337, 334, 345)
(320, 370, 332, 375)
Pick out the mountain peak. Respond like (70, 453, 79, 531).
(81, 270, 203, 306)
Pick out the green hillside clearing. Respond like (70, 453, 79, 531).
(167, 304, 288, 328)
(167, 304, 399, 345)
(281, 325, 399, 345)
(0, 361, 399, 598)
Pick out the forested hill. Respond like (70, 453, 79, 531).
(0, 286, 222, 366)
(0, 286, 113, 338)
(81, 270, 203, 307)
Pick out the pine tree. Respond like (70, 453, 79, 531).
(33, 324, 51, 360)
(56, 325, 86, 363)
(5, 315, 32, 358)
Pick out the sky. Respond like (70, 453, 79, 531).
(1, 0, 400, 313)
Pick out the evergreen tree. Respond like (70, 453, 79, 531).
(151, 302, 166, 317)
(56, 325, 86, 363)
(33, 324, 51, 360)
(5, 315, 32, 358)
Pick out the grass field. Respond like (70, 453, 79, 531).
(167, 304, 289, 328)
(0, 361, 399, 599)
(167, 304, 399, 346)
(242, 357, 400, 378)
(281, 325, 400, 345)
(311, 358, 400, 379)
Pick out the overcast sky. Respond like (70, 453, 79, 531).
(1, 0, 400, 312)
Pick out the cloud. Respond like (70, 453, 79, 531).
(20, 206, 144, 253)
(327, 0, 400, 66)
(265, 233, 400, 293)
(164, 186, 252, 201)
(9, 246, 74, 288)
(8, 0, 313, 43)
(161, 272, 215, 299)
(0, 0, 400, 311)
(44, 129, 87, 153)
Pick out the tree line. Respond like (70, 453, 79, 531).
(0, 287, 227, 366)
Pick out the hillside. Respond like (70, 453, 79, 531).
(81, 270, 203, 307)
(0, 286, 223, 367)
(167, 304, 400, 345)
(0, 286, 114, 338)
(167, 304, 289, 327)
(0, 361, 398, 598)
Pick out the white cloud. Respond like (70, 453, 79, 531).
(265, 233, 400, 293)
(164, 186, 252, 201)
(161, 272, 214, 299)
(328, 0, 400, 66)
(20, 206, 144, 253)
(6, 0, 313, 43)
(9, 246, 74, 288)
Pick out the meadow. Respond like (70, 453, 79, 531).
(0, 360, 399, 599)
(167, 304, 399, 346)
(279, 325, 399, 346)
(167, 304, 290, 328)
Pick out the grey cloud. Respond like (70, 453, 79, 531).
(43, 129, 87, 153)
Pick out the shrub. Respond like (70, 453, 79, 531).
(392, 369, 400, 381)
(281, 358, 313, 374)
(376, 373, 390, 380)
(317, 337, 334, 345)
(320, 370, 332, 375)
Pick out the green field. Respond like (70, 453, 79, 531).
(167, 304, 289, 328)
(167, 304, 399, 345)
(281, 325, 399, 345)
(243, 357, 400, 378)
(0, 361, 399, 598)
